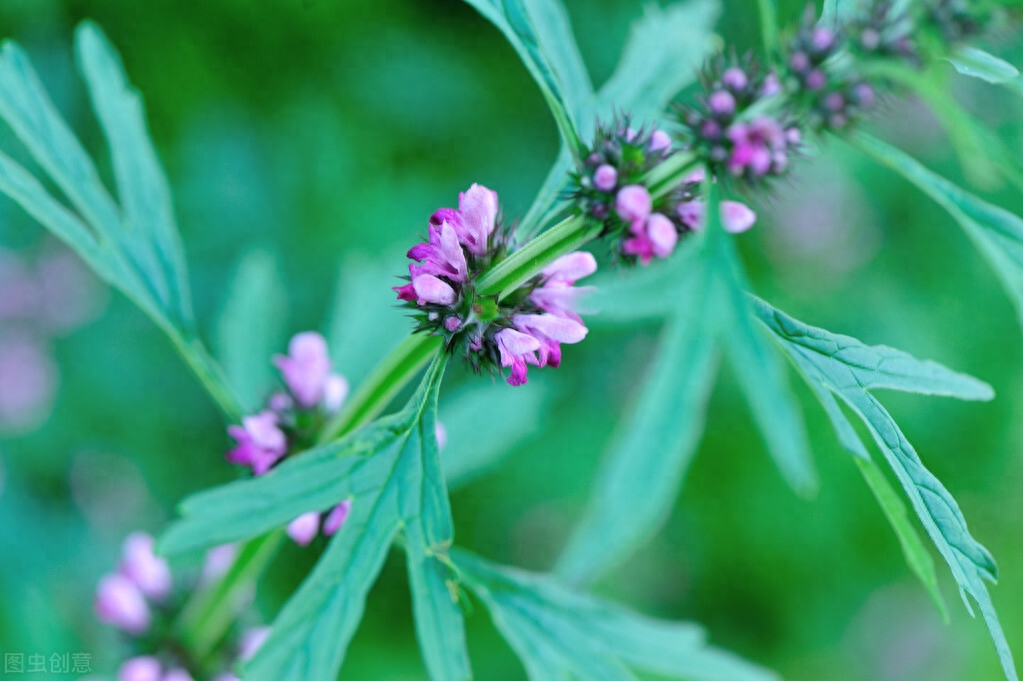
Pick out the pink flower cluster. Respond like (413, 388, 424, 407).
(94, 533, 171, 635)
(395, 185, 595, 386)
(226, 332, 348, 475)
(495, 252, 594, 385)
(395, 184, 497, 307)
(725, 117, 800, 179)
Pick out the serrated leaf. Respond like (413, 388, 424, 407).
(755, 300, 1017, 681)
(946, 46, 1020, 84)
(215, 250, 287, 412)
(855, 133, 1023, 332)
(76, 22, 194, 330)
(161, 357, 469, 681)
(461, 0, 584, 153)
(457, 549, 779, 681)
(556, 245, 720, 585)
(440, 381, 547, 489)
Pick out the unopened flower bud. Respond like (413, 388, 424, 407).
(790, 52, 810, 72)
(708, 90, 736, 116)
(646, 213, 679, 258)
(119, 532, 171, 601)
(721, 201, 757, 233)
(722, 67, 748, 91)
(287, 512, 321, 546)
(860, 28, 881, 50)
(825, 93, 845, 112)
(805, 70, 826, 90)
(649, 129, 672, 153)
(854, 83, 875, 107)
(163, 669, 194, 681)
(323, 500, 353, 536)
(615, 185, 652, 223)
(593, 164, 618, 192)
(118, 657, 162, 681)
(812, 27, 835, 52)
(95, 573, 150, 634)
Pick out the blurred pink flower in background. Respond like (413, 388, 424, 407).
(0, 243, 107, 434)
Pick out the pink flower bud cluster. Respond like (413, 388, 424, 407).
(94, 532, 171, 635)
(396, 185, 594, 386)
(780, 10, 884, 132)
(679, 58, 801, 184)
(226, 332, 348, 476)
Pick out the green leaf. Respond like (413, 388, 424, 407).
(756, 0, 779, 55)
(854, 133, 1023, 332)
(593, 0, 720, 127)
(460, 0, 584, 153)
(708, 199, 816, 495)
(946, 46, 1020, 84)
(0, 27, 243, 420)
(559, 193, 815, 586)
(556, 245, 720, 585)
(440, 381, 548, 489)
(521, 0, 593, 125)
(215, 250, 287, 413)
(854, 456, 950, 621)
(520, 0, 720, 236)
(76, 21, 194, 330)
(864, 63, 1002, 188)
(326, 254, 413, 389)
(456, 549, 780, 681)
(161, 357, 469, 681)
(755, 300, 1017, 681)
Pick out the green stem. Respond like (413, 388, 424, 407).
(317, 334, 443, 444)
(169, 330, 245, 423)
(476, 215, 599, 299)
(176, 530, 285, 667)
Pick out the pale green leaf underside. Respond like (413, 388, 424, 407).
(855, 133, 1023, 333)
(755, 300, 1017, 681)
(946, 46, 1020, 84)
(215, 250, 287, 413)
(457, 549, 780, 681)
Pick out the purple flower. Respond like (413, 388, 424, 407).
(708, 90, 736, 116)
(412, 274, 457, 305)
(721, 201, 757, 233)
(407, 221, 468, 283)
(812, 27, 835, 52)
(495, 328, 541, 386)
(722, 67, 748, 91)
(226, 411, 288, 476)
(0, 332, 57, 432)
(513, 314, 588, 368)
(431, 184, 499, 256)
(274, 332, 333, 408)
(162, 669, 194, 681)
(531, 252, 597, 321)
(623, 213, 679, 265)
(615, 185, 652, 223)
(323, 499, 352, 536)
(95, 573, 150, 634)
(118, 657, 162, 681)
(649, 129, 672, 153)
(119, 532, 171, 601)
(239, 627, 272, 662)
(593, 164, 618, 192)
(200, 544, 237, 585)
(805, 69, 826, 90)
(322, 374, 349, 414)
(287, 512, 321, 546)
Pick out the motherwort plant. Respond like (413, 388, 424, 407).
(1, 0, 1022, 679)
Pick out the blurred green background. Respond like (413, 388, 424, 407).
(1, 0, 1022, 679)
